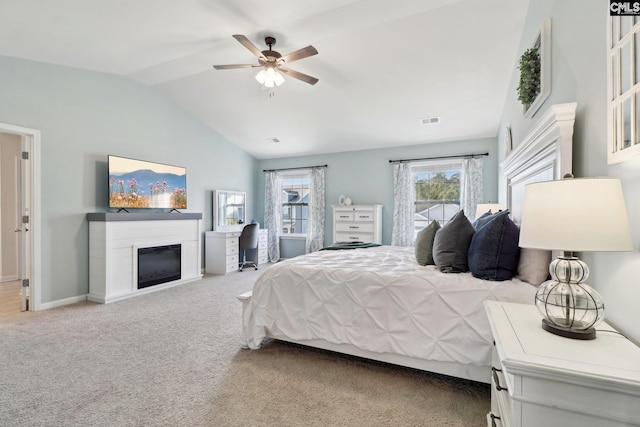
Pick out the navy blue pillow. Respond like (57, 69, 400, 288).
(472, 211, 493, 229)
(468, 210, 520, 281)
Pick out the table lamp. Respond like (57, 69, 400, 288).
(474, 203, 504, 221)
(519, 176, 633, 340)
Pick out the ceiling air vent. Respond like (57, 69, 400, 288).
(420, 117, 440, 125)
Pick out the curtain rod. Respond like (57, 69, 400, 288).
(388, 152, 489, 164)
(263, 164, 328, 172)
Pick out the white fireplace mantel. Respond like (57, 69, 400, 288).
(87, 212, 203, 303)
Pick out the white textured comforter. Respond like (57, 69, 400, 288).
(244, 246, 536, 368)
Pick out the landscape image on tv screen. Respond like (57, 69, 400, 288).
(108, 155, 187, 209)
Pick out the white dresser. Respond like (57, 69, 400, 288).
(485, 300, 640, 427)
(205, 229, 268, 274)
(332, 204, 382, 244)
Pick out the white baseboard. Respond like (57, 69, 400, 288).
(37, 294, 88, 311)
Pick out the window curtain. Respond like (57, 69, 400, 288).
(460, 157, 484, 220)
(391, 162, 414, 247)
(264, 171, 282, 262)
(305, 167, 326, 253)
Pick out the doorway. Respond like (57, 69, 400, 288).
(0, 123, 40, 314)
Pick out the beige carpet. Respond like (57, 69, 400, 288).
(0, 265, 489, 426)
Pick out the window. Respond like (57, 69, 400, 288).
(280, 172, 310, 235)
(411, 160, 462, 233)
(608, 16, 640, 163)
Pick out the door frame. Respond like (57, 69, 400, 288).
(0, 123, 41, 311)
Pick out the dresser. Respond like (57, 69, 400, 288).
(205, 229, 268, 274)
(485, 300, 640, 427)
(332, 204, 382, 244)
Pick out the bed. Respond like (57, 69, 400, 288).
(238, 102, 577, 384)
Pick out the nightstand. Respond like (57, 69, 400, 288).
(484, 301, 640, 427)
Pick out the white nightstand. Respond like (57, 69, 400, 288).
(484, 301, 640, 427)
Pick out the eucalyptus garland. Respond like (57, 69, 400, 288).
(517, 47, 541, 106)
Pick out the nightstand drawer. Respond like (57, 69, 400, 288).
(491, 365, 511, 427)
(487, 413, 504, 427)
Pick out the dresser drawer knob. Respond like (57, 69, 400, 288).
(491, 367, 508, 392)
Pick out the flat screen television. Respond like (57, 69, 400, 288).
(108, 155, 187, 210)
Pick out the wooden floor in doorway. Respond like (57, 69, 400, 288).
(0, 280, 22, 315)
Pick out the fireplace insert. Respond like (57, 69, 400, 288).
(138, 244, 181, 289)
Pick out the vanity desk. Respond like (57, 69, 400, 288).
(204, 229, 268, 274)
(206, 190, 268, 274)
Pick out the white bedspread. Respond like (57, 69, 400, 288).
(244, 246, 536, 368)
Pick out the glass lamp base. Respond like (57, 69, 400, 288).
(541, 318, 596, 340)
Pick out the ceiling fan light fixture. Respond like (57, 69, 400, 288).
(255, 69, 267, 85)
(216, 35, 317, 88)
(256, 65, 284, 88)
(273, 70, 285, 86)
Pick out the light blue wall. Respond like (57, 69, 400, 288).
(498, 1, 640, 344)
(0, 55, 257, 305)
(257, 138, 499, 257)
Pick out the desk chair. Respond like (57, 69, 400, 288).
(239, 223, 259, 271)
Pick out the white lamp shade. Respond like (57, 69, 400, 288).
(519, 177, 633, 252)
(475, 203, 504, 220)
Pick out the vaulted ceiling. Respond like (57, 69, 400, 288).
(0, 0, 529, 159)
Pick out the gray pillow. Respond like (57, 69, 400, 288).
(415, 220, 441, 265)
(432, 210, 475, 273)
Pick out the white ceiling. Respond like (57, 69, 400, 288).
(0, 0, 529, 159)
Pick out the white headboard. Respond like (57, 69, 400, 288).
(501, 103, 577, 224)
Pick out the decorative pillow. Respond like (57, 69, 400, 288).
(468, 210, 520, 281)
(415, 220, 441, 266)
(516, 248, 552, 286)
(432, 210, 475, 273)
(472, 211, 493, 229)
(472, 209, 510, 230)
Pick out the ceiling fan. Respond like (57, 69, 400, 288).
(213, 35, 319, 87)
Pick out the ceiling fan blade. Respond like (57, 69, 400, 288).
(279, 67, 319, 85)
(213, 64, 261, 70)
(232, 34, 266, 60)
(280, 45, 318, 64)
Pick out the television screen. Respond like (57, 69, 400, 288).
(108, 155, 187, 209)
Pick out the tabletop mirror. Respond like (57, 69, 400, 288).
(213, 190, 246, 231)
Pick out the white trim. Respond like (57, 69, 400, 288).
(0, 123, 41, 312)
(38, 295, 88, 311)
(501, 102, 576, 224)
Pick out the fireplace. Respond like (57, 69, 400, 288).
(138, 244, 181, 289)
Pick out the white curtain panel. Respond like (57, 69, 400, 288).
(460, 157, 484, 220)
(306, 167, 326, 253)
(264, 171, 282, 262)
(391, 162, 415, 247)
